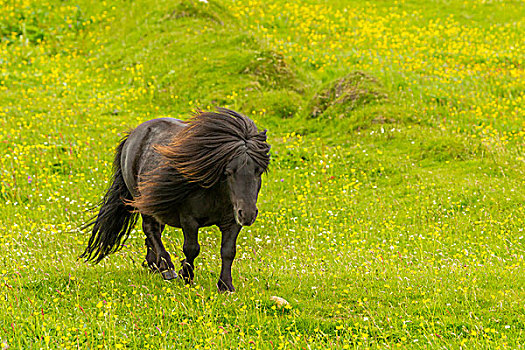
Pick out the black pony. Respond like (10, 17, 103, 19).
(80, 108, 270, 292)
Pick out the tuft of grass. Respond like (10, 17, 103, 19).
(418, 132, 487, 163)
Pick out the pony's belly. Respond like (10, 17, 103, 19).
(155, 213, 182, 228)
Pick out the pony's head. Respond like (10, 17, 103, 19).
(225, 145, 266, 226)
(220, 115, 270, 226)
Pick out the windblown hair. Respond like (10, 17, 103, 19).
(132, 108, 271, 218)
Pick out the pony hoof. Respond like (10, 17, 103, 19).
(142, 260, 156, 271)
(178, 270, 193, 284)
(217, 281, 235, 293)
(161, 270, 178, 280)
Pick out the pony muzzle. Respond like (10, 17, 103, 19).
(235, 207, 258, 226)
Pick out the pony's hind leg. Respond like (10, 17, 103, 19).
(179, 217, 200, 284)
(142, 237, 156, 270)
(141, 214, 177, 280)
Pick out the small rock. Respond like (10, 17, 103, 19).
(270, 296, 289, 308)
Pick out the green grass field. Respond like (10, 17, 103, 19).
(1, 0, 524, 348)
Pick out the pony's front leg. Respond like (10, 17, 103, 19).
(217, 223, 242, 292)
(179, 217, 200, 284)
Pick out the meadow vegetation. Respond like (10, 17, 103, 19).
(0, 0, 524, 348)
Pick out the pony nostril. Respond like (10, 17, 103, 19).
(237, 209, 243, 219)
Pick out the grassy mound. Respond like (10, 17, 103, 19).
(166, 0, 228, 24)
(309, 71, 388, 119)
(241, 50, 302, 91)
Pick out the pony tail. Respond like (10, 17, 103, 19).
(80, 135, 138, 263)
